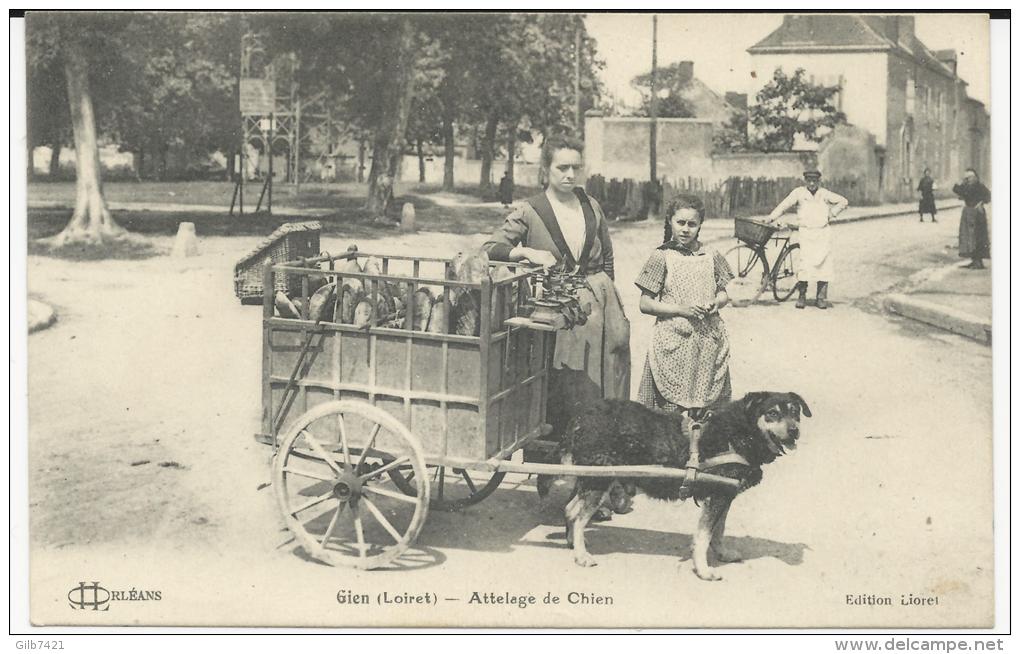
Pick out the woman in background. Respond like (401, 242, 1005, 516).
(917, 168, 937, 223)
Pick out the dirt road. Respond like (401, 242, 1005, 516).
(26, 213, 992, 628)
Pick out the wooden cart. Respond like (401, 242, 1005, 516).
(260, 248, 738, 569)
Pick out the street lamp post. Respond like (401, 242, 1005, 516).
(650, 14, 658, 184)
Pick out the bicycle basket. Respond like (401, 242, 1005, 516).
(734, 218, 777, 246)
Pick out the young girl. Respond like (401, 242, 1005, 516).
(636, 195, 734, 412)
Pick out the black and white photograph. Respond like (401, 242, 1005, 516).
(13, 9, 1005, 633)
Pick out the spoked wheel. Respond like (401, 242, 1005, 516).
(771, 243, 801, 302)
(272, 400, 429, 569)
(723, 243, 768, 306)
(388, 464, 506, 511)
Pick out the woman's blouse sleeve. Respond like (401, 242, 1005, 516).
(634, 250, 667, 296)
(597, 214, 616, 280)
(712, 250, 735, 293)
(482, 206, 529, 261)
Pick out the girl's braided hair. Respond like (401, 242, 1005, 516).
(662, 194, 706, 243)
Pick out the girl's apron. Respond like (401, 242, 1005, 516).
(649, 252, 729, 409)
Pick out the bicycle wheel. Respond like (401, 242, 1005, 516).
(771, 243, 801, 302)
(723, 243, 768, 306)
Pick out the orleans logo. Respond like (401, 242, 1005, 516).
(66, 582, 162, 610)
(67, 582, 111, 611)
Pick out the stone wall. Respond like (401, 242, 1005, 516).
(584, 112, 715, 181)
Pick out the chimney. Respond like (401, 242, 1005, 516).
(936, 48, 958, 76)
(897, 16, 915, 44)
(677, 61, 694, 85)
(886, 15, 915, 45)
(883, 16, 899, 44)
(725, 92, 748, 111)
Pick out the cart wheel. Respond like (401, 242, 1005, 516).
(723, 243, 768, 306)
(272, 400, 429, 569)
(388, 465, 506, 511)
(771, 243, 801, 302)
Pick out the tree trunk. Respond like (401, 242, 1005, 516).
(416, 139, 425, 183)
(442, 104, 455, 191)
(366, 17, 417, 217)
(226, 152, 234, 182)
(49, 141, 62, 178)
(505, 128, 517, 187)
(159, 146, 168, 181)
(48, 30, 125, 247)
(357, 139, 366, 183)
(134, 148, 144, 182)
(27, 139, 35, 182)
(478, 109, 498, 193)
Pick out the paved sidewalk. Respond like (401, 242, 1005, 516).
(693, 198, 962, 244)
(883, 261, 992, 344)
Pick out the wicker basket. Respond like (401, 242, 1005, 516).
(234, 221, 322, 303)
(733, 218, 776, 246)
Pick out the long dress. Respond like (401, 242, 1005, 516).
(635, 243, 734, 412)
(917, 176, 937, 215)
(953, 181, 991, 259)
(483, 188, 631, 436)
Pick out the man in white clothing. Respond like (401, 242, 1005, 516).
(767, 170, 849, 309)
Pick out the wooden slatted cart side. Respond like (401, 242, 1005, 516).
(256, 251, 553, 467)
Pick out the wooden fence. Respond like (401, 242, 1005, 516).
(586, 174, 878, 221)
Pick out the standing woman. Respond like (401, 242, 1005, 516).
(917, 168, 937, 223)
(953, 168, 991, 269)
(483, 135, 631, 428)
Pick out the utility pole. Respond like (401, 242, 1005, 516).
(574, 14, 582, 134)
(649, 14, 658, 183)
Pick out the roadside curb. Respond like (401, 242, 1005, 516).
(28, 299, 57, 333)
(830, 200, 962, 226)
(883, 294, 991, 344)
(881, 261, 991, 344)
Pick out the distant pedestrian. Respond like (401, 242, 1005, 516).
(917, 168, 937, 223)
(767, 169, 848, 309)
(498, 172, 514, 207)
(953, 168, 991, 269)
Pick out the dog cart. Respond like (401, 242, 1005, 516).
(259, 246, 739, 569)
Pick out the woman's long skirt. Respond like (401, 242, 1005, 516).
(959, 205, 990, 259)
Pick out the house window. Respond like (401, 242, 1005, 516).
(901, 126, 912, 179)
(906, 78, 915, 115)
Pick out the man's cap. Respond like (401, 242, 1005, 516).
(803, 169, 822, 179)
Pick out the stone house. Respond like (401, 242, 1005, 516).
(747, 14, 990, 200)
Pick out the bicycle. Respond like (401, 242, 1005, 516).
(723, 217, 801, 306)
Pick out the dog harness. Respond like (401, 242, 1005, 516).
(678, 412, 751, 499)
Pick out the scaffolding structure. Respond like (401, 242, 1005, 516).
(231, 32, 345, 216)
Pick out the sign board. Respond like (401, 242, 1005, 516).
(240, 78, 275, 115)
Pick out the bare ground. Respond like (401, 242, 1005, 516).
(26, 211, 993, 628)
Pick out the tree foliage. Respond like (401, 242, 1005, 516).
(26, 12, 606, 202)
(747, 67, 846, 152)
(630, 61, 695, 118)
(713, 111, 750, 153)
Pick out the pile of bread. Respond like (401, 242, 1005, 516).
(274, 251, 519, 336)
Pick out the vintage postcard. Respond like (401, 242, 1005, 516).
(17, 10, 1002, 631)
